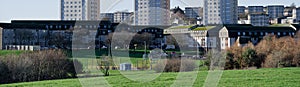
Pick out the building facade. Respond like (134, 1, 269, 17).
(203, 0, 238, 25)
(284, 7, 294, 17)
(248, 13, 270, 26)
(0, 20, 117, 50)
(60, 0, 100, 20)
(248, 6, 264, 14)
(114, 11, 131, 23)
(170, 7, 186, 25)
(185, 7, 202, 19)
(219, 25, 296, 49)
(100, 13, 114, 22)
(267, 5, 285, 19)
(134, 0, 170, 25)
(185, 7, 203, 25)
(293, 7, 300, 22)
(238, 6, 246, 14)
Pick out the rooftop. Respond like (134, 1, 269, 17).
(168, 25, 215, 31)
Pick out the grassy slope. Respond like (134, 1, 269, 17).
(0, 50, 26, 56)
(1, 68, 300, 87)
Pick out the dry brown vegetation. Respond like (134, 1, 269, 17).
(223, 34, 300, 70)
(153, 59, 196, 72)
(0, 50, 82, 84)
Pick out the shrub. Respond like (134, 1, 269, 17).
(0, 61, 9, 84)
(0, 50, 83, 84)
(153, 59, 196, 72)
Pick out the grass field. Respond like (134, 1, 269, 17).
(1, 68, 300, 87)
(0, 50, 27, 56)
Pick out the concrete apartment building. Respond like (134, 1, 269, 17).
(60, 0, 100, 20)
(267, 5, 285, 19)
(100, 13, 114, 22)
(248, 13, 270, 26)
(203, 0, 238, 25)
(248, 6, 264, 14)
(238, 6, 246, 15)
(114, 11, 132, 23)
(185, 7, 202, 19)
(185, 7, 203, 25)
(134, 0, 170, 25)
(293, 7, 300, 22)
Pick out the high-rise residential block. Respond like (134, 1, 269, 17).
(203, 0, 238, 25)
(248, 13, 270, 26)
(134, 0, 170, 25)
(267, 5, 285, 19)
(248, 6, 264, 14)
(185, 7, 203, 19)
(238, 6, 246, 14)
(293, 7, 300, 22)
(61, 0, 100, 20)
(114, 11, 131, 23)
(100, 13, 114, 22)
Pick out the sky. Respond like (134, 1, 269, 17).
(0, 0, 300, 23)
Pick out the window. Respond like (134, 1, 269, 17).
(238, 32, 241, 35)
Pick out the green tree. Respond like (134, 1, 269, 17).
(242, 48, 257, 68)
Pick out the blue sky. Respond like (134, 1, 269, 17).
(0, 0, 300, 22)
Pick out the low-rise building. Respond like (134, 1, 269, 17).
(281, 17, 296, 24)
(248, 13, 270, 26)
(284, 7, 294, 17)
(219, 25, 296, 49)
(170, 6, 186, 25)
(0, 20, 117, 50)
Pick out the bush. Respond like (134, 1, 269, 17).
(0, 61, 9, 84)
(153, 59, 196, 72)
(223, 34, 300, 69)
(0, 50, 83, 84)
